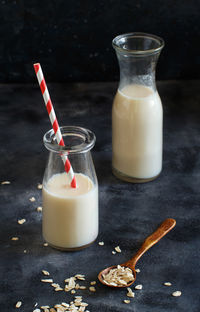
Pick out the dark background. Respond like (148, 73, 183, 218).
(1, 1, 200, 311)
(0, 0, 200, 83)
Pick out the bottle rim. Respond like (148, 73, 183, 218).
(112, 32, 165, 55)
(43, 126, 96, 154)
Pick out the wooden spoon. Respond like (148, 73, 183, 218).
(98, 218, 176, 288)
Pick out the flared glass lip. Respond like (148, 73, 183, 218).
(43, 126, 96, 154)
(112, 32, 165, 55)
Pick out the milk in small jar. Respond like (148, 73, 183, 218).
(42, 126, 98, 250)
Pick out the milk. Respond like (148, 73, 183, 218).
(112, 84, 163, 180)
(42, 172, 98, 250)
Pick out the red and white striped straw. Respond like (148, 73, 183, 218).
(33, 63, 76, 188)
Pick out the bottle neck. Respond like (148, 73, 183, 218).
(116, 52, 160, 92)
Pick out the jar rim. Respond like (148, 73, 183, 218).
(43, 126, 96, 154)
(112, 32, 164, 55)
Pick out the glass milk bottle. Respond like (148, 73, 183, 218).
(42, 126, 98, 250)
(112, 33, 165, 183)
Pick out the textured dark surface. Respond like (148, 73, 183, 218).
(0, 0, 200, 82)
(0, 81, 200, 311)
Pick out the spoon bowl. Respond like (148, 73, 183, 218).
(98, 218, 176, 288)
(98, 264, 136, 288)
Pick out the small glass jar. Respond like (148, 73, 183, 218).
(42, 126, 98, 251)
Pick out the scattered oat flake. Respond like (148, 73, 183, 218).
(90, 281, 96, 285)
(79, 286, 86, 289)
(24, 249, 27, 253)
(98, 241, 104, 246)
(41, 279, 53, 283)
(127, 287, 135, 298)
(51, 283, 60, 288)
(1, 180, 10, 184)
(115, 246, 121, 253)
(37, 206, 43, 212)
(55, 287, 63, 291)
(16, 301, 22, 308)
(89, 286, 96, 292)
(124, 299, 130, 304)
(112, 251, 116, 254)
(81, 302, 88, 307)
(43, 242, 48, 246)
(11, 237, 19, 241)
(74, 298, 82, 302)
(75, 274, 85, 278)
(74, 301, 81, 307)
(33, 309, 41, 312)
(135, 284, 143, 290)
(18, 219, 26, 224)
(71, 289, 76, 294)
(164, 282, 172, 286)
(29, 196, 36, 202)
(76, 276, 85, 281)
(135, 268, 140, 273)
(40, 306, 50, 310)
(172, 291, 182, 297)
(75, 283, 80, 289)
(37, 184, 43, 189)
(42, 270, 50, 276)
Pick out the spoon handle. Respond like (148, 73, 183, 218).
(123, 218, 176, 269)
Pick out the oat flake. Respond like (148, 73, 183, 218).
(11, 237, 19, 241)
(18, 219, 26, 225)
(164, 282, 172, 286)
(29, 196, 36, 202)
(55, 287, 63, 291)
(135, 284, 143, 290)
(172, 291, 182, 297)
(127, 287, 135, 298)
(115, 246, 121, 253)
(42, 270, 50, 276)
(16, 301, 22, 308)
(124, 299, 130, 304)
(90, 281, 96, 285)
(37, 184, 43, 189)
(41, 279, 53, 283)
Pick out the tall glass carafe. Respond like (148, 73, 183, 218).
(112, 33, 164, 183)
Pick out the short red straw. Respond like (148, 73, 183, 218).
(33, 63, 76, 188)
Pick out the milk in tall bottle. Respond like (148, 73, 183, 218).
(112, 33, 165, 182)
